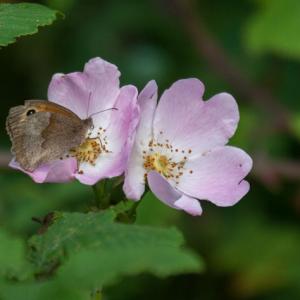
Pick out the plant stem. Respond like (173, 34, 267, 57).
(92, 179, 142, 222)
(127, 200, 141, 221)
(92, 180, 111, 209)
(116, 200, 142, 224)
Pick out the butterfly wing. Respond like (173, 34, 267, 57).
(40, 106, 91, 160)
(6, 103, 51, 171)
(6, 100, 91, 171)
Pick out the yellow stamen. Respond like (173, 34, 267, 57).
(142, 137, 193, 184)
(70, 138, 102, 165)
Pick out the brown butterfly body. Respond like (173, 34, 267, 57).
(6, 100, 93, 172)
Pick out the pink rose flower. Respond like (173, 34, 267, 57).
(123, 79, 253, 216)
(10, 57, 139, 184)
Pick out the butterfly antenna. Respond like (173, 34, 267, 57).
(89, 107, 118, 118)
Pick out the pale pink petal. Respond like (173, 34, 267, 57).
(153, 79, 239, 153)
(123, 146, 146, 200)
(123, 80, 158, 200)
(9, 158, 77, 183)
(104, 85, 139, 155)
(147, 171, 202, 216)
(84, 57, 120, 116)
(135, 80, 158, 146)
(47, 72, 90, 120)
(174, 195, 202, 216)
(153, 78, 204, 141)
(177, 146, 253, 206)
(147, 171, 181, 209)
(48, 57, 120, 120)
(76, 85, 138, 185)
(75, 155, 122, 185)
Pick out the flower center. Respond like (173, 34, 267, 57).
(144, 153, 171, 177)
(69, 126, 111, 173)
(142, 133, 193, 185)
(70, 138, 102, 166)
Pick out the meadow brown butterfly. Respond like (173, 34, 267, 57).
(6, 100, 93, 172)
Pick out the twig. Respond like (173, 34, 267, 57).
(32, 212, 55, 234)
(160, 0, 291, 133)
(253, 153, 300, 188)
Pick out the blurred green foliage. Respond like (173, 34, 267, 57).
(0, 229, 29, 278)
(245, 0, 300, 60)
(1, 0, 300, 299)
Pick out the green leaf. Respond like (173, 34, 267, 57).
(0, 3, 59, 47)
(58, 241, 201, 289)
(29, 210, 203, 287)
(245, 0, 300, 60)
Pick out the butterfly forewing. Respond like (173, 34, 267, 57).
(6, 103, 51, 171)
(6, 100, 91, 171)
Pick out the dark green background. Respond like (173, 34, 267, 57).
(1, 0, 300, 299)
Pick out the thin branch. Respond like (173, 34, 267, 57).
(253, 153, 300, 188)
(160, 0, 291, 132)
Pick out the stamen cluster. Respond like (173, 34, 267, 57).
(142, 134, 193, 185)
